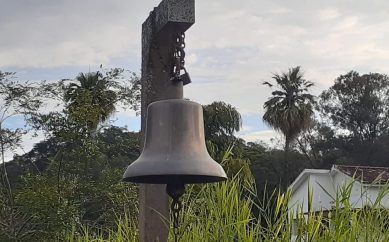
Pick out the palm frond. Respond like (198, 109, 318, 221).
(262, 81, 273, 87)
(263, 66, 315, 148)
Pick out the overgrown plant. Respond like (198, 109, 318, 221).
(65, 174, 389, 242)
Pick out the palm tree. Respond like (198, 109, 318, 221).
(65, 72, 117, 132)
(263, 66, 315, 153)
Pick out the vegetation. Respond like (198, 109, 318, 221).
(1, 67, 389, 241)
(66, 174, 389, 242)
(263, 66, 315, 152)
(203, 101, 243, 160)
(65, 72, 117, 133)
(0, 71, 44, 202)
(262, 66, 315, 183)
(0, 69, 140, 241)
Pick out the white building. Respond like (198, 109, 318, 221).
(288, 165, 389, 238)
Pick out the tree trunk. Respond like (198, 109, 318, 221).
(284, 135, 291, 186)
(0, 123, 13, 204)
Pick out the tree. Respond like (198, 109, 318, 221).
(317, 71, 389, 166)
(263, 66, 315, 184)
(203, 101, 242, 139)
(0, 71, 43, 198)
(263, 66, 315, 152)
(0, 68, 141, 240)
(30, 68, 140, 140)
(11, 127, 140, 239)
(28, 69, 141, 182)
(4, 69, 142, 240)
(203, 101, 243, 159)
(66, 72, 112, 132)
(295, 121, 343, 169)
(0, 71, 48, 241)
(319, 71, 389, 142)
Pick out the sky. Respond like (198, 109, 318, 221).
(1, 0, 389, 160)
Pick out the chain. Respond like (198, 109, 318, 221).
(166, 183, 185, 242)
(172, 33, 186, 80)
(171, 197, 182, 242)
(152, 32, 187, 82)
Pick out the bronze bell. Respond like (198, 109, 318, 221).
(123, 99, 227, 185)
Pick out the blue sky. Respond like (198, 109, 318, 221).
(2, 0, 389, 159)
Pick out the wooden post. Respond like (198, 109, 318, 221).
(139, 1, 194, 241)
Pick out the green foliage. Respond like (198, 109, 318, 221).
(300, 71, 389, 168)
(11, 163, 138, 241)
(263, 66, 315, 151)
(319, 71, 389, 141)
(0, 69, 141, 241)
(64, 174, 259, 242)
(15, 174, 80, 240)
(4, 65, 389, 242)
(66, 213, 139, 242)
(31, 68, 140, 139)
(249, 149, 308, 199)
(65, 72, 117, 132)
(97, 127, 140, 167)
(0, 71, 46, 220)
(203, 101, 243, 161)
(178, 175, 259, 242)
(64, 174, 389, 242)
(203, 101, 242, 138)
(262, 66, 315, 184)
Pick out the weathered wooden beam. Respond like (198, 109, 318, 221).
(154, 0, 195, 34)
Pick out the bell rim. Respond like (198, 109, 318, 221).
(122, 174, 227, 184)
(149, 99, 200, 107)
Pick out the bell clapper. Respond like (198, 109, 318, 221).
(166, 183, 186, 242)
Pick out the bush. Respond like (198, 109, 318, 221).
(65, 173, 389, 242)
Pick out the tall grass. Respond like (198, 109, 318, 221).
(177, 174, 259, 242)
(66, 174, 389, 242)
(66, 213, 138, 242)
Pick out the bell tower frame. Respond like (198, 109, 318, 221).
(139, 0, 195, 241)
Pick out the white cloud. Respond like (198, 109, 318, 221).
(238, 129, 282, 147)
(317, 8, 341, 21)
(186, 53, 198, 65)
(2, 0, 389, 148)
(333, 16, 359, 31)
(0, 0, 153, 68)
(4, 131, 45, 162)
(240, 125, 254, 133)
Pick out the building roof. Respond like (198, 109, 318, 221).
(288, 169, 330, 192)
(334, 165, 389, 184)
(288, 165, 389, 193)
